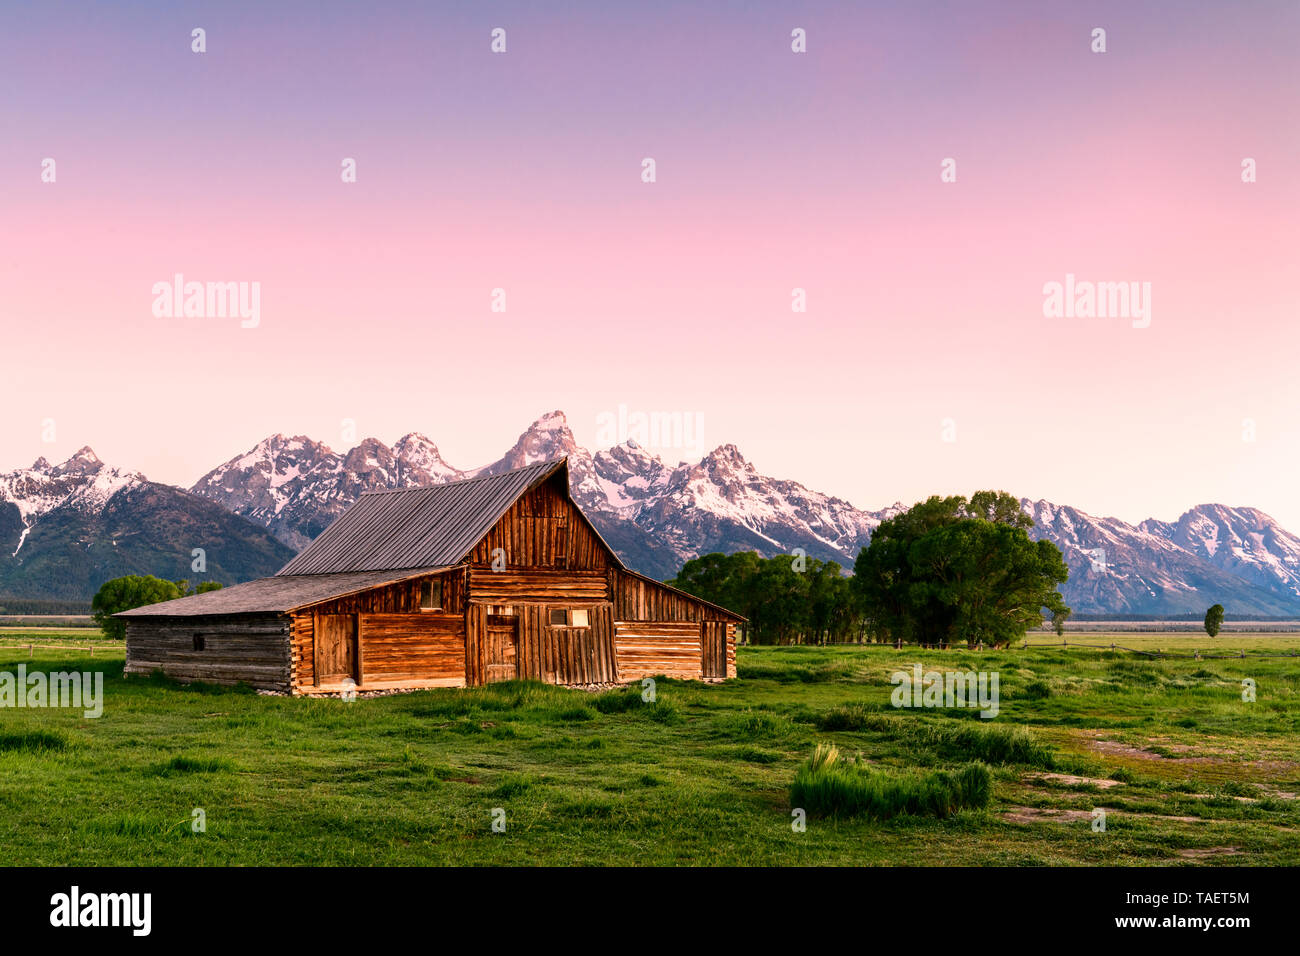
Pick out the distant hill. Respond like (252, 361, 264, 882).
(0, 449, 293, 601)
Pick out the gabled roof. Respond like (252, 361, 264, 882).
(115, 567, 451, 618)
(277, 458, 570, 575)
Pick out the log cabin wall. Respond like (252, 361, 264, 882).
(289, 568, 466, 694)
(613, 621, 703, 681)
(124, 615, 291, 692)
(356, 612, 465, 688)
(608, 567, 739, 681)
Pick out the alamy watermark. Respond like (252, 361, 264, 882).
(1042, 274, 1150, 329)
(595, 405, 705, 458)
(0, 665, 103, 718)
(151, 273, 261, 328)
(890, 664, 1000, 718)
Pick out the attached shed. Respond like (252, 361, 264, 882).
(118, 458, 743, 694)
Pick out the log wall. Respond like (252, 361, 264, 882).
(467, 566, 608, 603)
(357, 613, 465, 687)
(289, 568, 466, 693)
(613, 621, 704, 681)
(124, 615, 291, 691)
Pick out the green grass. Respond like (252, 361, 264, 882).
(1, 635, 1298, 865)
(790, 743, 992, 819)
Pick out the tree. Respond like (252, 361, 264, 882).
(852, 491, 1070, 647)
(91, 575, 223, 639)
(1204, 603, 1225, 638)
(1052, 607, 1071, 637)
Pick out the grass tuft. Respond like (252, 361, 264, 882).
(790, 744, 992, 820)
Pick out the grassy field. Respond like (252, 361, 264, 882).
(1, 630, 1298, 866)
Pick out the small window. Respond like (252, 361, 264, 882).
(420, 578, 442, 610)
(547, 608, 589, 627)
(192, 634, 206, 651)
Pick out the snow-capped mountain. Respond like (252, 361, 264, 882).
(186, 410, 1300, 615)
(191, 433, 465, 550)
(17, 414, 1300, 613)
(1020, 500, 1300, 617)
(0, 448, 144, 559)
(1141, 505, 1300, 605)
(0, 449, 293, 601)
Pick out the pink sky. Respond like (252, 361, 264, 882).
(1, 1, 1298, 528)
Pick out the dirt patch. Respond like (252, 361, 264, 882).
(1088, 738, 1217, 764)
(1190, 793, 1259, 804)
(1178, 846, 1244, 859)
(1002, 807, 1097, 824)
(1002, 806, 1206, 825)
(1030, 772, 1124, 789)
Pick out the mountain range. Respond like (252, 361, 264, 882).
(0, 448, 293, 602)
(3, 411, 1299, 616)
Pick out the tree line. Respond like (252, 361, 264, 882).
(669, 491, 1072, 647)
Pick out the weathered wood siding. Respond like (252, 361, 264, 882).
(466, 478, 611, 570)
(357, 613, 465, 687)
(613, 621, 704, 681)
(608, 570, 740, 681)
(467, 566, 609, 603)
(702, 620, 728, 678)
(465, 601, 618, 686)
(726, 622, 737, 678)
(290, 612, 315, 688)
(304, 568, 465, 616)
(125, 615, 291, 691)
(290, 568, 465, 693)
(609, 568, 735, 622)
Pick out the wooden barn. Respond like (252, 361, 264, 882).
(118, 458, 742, 694)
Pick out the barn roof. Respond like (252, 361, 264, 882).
(115, 567, 452, 618)
(277, 458, 570, 576)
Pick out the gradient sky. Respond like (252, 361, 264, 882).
(1, 1, 1297, 527)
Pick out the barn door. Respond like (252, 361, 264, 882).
(484, 614, 519, 683)
(702, 621, 727, 679)
(315, 614, 358, 685)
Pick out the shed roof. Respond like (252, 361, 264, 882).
(277, 458, 567, 575)
(115, 567, 451, 618)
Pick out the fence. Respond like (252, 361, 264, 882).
(0, 640, 107, 657)
(1017, 639, 1300, 661)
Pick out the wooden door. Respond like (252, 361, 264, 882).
(315, 614, 358, 685)
(702, 621, 727, 678)
(484, 614, 518, 683)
